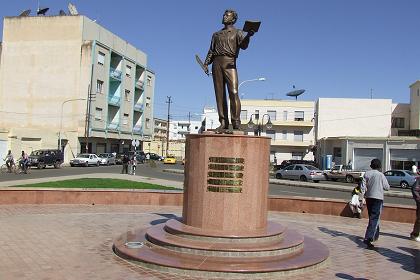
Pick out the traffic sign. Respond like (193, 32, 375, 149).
(131, 139, 140, 147)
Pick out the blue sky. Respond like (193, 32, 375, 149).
(1, 1, 419, 120)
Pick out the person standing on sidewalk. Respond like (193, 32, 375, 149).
(410, 177, 420, 242)
(121, 154, 129, 174)
(361, 158, 390, 249)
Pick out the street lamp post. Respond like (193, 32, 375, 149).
(59, 98, 86, 151)
(238, 77, 266, 94)
(247, 113, 272, 136)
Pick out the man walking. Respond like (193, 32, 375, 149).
(361, 158, 390, 249)
(410, 177, 420, 242)
(203, 9, 255, 132)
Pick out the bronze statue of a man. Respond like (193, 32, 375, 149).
(203, 10, 255, 132)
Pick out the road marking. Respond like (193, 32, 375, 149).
(278, 190, 305, 195)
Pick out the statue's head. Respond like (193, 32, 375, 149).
(222, 9, 237, 25)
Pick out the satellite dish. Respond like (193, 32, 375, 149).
(68, 3, 79, 15)
(19, 9, 31, 17)
(286, 85, 305, 100)
(59, 10, 67, 16)
(37, 7, 49, 15)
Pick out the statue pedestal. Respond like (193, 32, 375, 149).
(113, 134, 329, 278)
(182, 134, 270, 236)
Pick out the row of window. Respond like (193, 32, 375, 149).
(264, 130, 304, 142)
(94, 107, 151, 129)
(240, 110, 306, 121)
(95, 79, 151, 107)
(97, 51, 152, 85)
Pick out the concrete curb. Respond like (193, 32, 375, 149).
(162, 169, 411, 199)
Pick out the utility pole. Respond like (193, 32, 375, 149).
(166, 96, 172, 157)
(370, 88, 373, 99)
(84, 84, 95, 153)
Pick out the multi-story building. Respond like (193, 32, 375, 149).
(315, 98, 420, 171)
(203, 100, 316, 164)
(169, 120, 202, 141)
(0, 14, 155, 163)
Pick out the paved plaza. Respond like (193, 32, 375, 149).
(0, 204, 418, 280)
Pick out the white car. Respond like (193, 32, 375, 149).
(97, 153, 116, 165)
(70, 153, 100, 167)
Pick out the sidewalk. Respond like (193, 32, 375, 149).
(0, 204, 417, 280)
(163, 169, 411, 199)
(0, 173, 184, 189)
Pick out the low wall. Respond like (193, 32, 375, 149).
(0, 189, 415, 224)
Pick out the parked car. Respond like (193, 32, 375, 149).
(163, 156, 177, 164)
(275, 164, 326, 183)
(324, 164, 364, 183)
(97, 153, 116, 165)
(70, 153, 100, 167)
(274, 160, 318, 171)
(384, 170, 418, 188)
(29, 149, 64, 169)
(146, 152, 164, 161)
(128, 151, 145, 163)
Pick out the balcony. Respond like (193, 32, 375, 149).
(107, 122, 119, 131)
(110, 68, 122, 80)
(271, 120, 314, 127)
(135, 80, 144, 90)
(134, 103, 144, 112)
(133, 125, 142, 135)
(108, 95, 121, 106)
(271, 140, 313, 147)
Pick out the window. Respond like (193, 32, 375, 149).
(266, 130, 276, 140)
(294, 165, 303, 170)
(96, 80, 104, 93)
(294, 131, 303, 142)
(146, 97, 151, 108)
(240, 110, 247, 120)
(294, 111, 304, 121)
(95, 107, 103, 120)
(292, 152, 303, 160)
(124, 90, 130, 101)
(284, 165, 294, 170)
(147, 76, 152, 86)
(97, 51, 105, 65)
(391, 117, 405, 128)
(255, 110, 260, 120)
(282, 130, 287, 140)
(123, 113, 129, 125)
(267, 110, 276, 121)
(146, 118, 150, 129)
(126, 65, 132, 77)
(333, 147, 342, 158)
(283, 111, 288, 121)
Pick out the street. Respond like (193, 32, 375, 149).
(0, 162, 415, 206)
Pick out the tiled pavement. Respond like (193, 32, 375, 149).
(0, 204, 419, 280)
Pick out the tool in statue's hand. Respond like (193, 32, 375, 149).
(195, 55, 211, 76)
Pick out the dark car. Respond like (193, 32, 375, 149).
(274, 160, 318, 171)
(128, 151, 145, 163)
(29, 149, 64, 169)
(147, 153, 163, 161)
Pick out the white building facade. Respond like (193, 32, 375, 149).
(315, 98, 419, 171)
(203, 100, 316, 164)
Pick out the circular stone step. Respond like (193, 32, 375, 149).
(164, 219, 285, 242)
(145, 223, 304, 257)
(113, 222, 329, 278)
